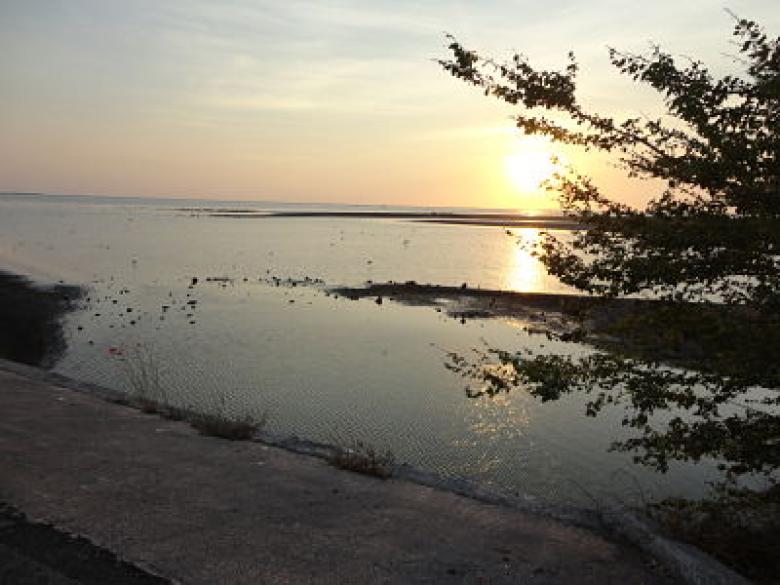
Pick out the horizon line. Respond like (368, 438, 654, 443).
(0, 191, 560, 214)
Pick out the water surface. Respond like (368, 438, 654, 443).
(0, 194, 722, 506)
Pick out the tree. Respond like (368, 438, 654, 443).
(439, 16, 779, 483)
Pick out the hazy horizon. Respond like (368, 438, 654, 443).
(0, 190, 563, 213)
(2, 1, 778, 210)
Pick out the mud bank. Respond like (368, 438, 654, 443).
(0, 270, 80, 367)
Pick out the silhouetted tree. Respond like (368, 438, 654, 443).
(439, 16, 779, 482)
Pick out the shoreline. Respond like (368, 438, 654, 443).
(0, 357, 747, 585)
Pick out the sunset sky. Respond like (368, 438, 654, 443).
(1, 1, 777, 210)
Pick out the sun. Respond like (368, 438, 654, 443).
(504, 137, 558, 193)
(505, 151, 555, 192)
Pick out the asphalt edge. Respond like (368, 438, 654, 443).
(0, 357, 751, 585)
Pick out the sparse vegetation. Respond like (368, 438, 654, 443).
(115, 344, 168, 412)
(190, 411, 264, 441)
(189, 387, 268, 440)
(328, 439, 395, 479)
(112, 344, 266, 440)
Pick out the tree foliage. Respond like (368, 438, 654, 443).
(439, 17, 779, 481)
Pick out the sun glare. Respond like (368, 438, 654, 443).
(504, 137, 558, 194)
(505, 228, 543, 292)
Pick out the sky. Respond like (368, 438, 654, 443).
(0, 1, 777, 210)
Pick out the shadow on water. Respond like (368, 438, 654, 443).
(0, 271, 81, 368)
(441, 296, 780, 489)
(337, 281, 779, 490)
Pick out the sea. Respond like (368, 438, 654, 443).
(0, 193, 723, 507)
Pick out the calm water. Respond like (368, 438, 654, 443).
(0, 194, 722, 506)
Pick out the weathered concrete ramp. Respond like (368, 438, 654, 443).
(0, 368, 672, 584)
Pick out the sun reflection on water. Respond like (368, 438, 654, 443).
(467, 394, 531, 441)
(453, 393, 533, 476)
(504, 228, 543, 292)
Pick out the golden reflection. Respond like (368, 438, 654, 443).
(467, 393, 531, 442)
(451, 364, 533, 477)
(505, 228, 543, 292)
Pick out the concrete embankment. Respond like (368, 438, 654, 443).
(0, 364, 678, 585)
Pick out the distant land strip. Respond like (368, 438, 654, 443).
(415, 218, 586, 229)
(182, 209, 587, 229)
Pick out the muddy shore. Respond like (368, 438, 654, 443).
(330, 281, 646, 334)
(0, 271, 80, 367)
(328, 282, 748, 370)
(188, 209, 587, 229)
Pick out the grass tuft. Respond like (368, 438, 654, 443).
(329, 440, 395, 479)
(115, 344, 168, 407)
(190, 412, 263, 441)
